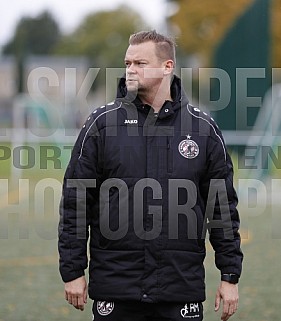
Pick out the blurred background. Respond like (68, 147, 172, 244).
(0, 0, 281, 320)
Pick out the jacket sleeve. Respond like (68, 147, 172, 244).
(58, 120, 101, 283)
(200, 125, 243, 277)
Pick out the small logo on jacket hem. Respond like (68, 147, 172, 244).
(180, 303, 200, 318)
(178, 135, 199, 159)
(97, 301, 114, 316)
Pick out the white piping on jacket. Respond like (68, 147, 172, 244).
(186, 104, 227, 161)
(78, 102, 122, 159)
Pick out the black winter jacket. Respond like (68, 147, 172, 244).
(58, 76, 243, 303)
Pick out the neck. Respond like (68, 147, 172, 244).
(140, 93, 172, 113)
(139, 80, 172, 113)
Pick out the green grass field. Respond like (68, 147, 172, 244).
(1, 162, 281, 321)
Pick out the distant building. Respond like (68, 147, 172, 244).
(24, 55, 90, 102)
(0, 56, 17, 98)
(0, 55, 94, 129)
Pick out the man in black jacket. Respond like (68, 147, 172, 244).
(59, 30, 243, 321)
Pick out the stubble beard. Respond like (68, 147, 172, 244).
(126, 79, 139, 91)
(126, 80, 153, 103)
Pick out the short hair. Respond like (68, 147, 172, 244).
(129, 30, 176, 64)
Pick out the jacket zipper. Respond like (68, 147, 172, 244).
(167, 137, 173, 173)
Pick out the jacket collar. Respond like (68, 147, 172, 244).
(116, 75, 189, 118)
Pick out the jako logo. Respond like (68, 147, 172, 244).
(124, 119, 138, 124)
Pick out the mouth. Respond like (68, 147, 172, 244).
(126, 79, 138, 91)
(126, 79, 138, 88)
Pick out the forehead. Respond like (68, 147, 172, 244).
(125, 41, 157, 60)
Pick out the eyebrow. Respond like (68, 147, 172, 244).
(124, 58, 149, 63)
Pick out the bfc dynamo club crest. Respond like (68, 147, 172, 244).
(178, 135, 199, 159)
(96, 301, 114, 316)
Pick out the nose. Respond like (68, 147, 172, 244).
(127, 63, 136, 74)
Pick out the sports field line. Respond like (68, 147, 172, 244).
(0, 255, 58, 268)
(0, 186, 29, 209)
(240, 229, 252, 244)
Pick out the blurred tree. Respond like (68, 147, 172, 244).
(2, 11, 61, 92)
(168, 0, 253, 65)
(54, 6, 146, 68)
(3, 11, 61, 56)
(168, 0, 281, 67)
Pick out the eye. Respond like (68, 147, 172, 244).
(125, 62, 131, 68)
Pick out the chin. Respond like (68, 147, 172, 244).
(127, 85, 138, 92)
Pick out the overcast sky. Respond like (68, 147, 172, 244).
(0, 0, 169, 48)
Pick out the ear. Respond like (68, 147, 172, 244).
(163, 60, 174, 76)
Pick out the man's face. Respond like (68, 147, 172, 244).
(124, 41, 166, 94)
